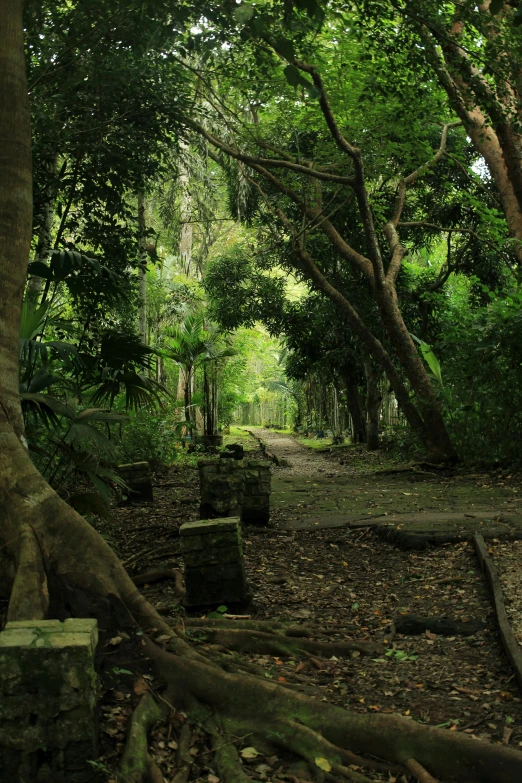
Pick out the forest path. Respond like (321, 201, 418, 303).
(247, 427, 522, 545)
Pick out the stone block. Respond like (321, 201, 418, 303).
(198, 457, 271, 525)
(182, 517, 248, 607)
(180, 518, 240, 537)
(0, 618, 98, 782)
(117, 461, 153, 503)
(182, 544, 242, 568)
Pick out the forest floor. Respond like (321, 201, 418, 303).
(94, 428, 522, 782)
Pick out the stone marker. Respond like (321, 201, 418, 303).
(180, 517, 249, 607)
(198, 458, 245, 519)
(0, 618, 98, 782)
(241, 460, 271, 525)
(198, 458, 271, 524)
(117, 460, 153, 503)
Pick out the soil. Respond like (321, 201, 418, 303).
(92, 429, 522, 781)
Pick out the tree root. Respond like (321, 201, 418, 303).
(206, 716, 254, 783)
(132, 567, 185, 597)
(192, 628, 380, 657)
(117, 691, 167, 782)
(183, 618, 353, 638)
(404, 757, 439, 782)
(7, 522, 49, 621)
(3, 439, 522, 783)
(147, 638, 522, 783)
(170, 722, 193, 783)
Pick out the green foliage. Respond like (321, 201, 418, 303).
(440, 281, 522, 464)
(116, 408, 181, 468)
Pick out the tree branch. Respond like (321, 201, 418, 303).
(247, 178, 426, 440)
(384, 122, 460, 284)
(189, 120, 355, 186)
(199, 124, 374, 281)
(293, 58, 384, 274)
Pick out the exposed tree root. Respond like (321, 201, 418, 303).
(147, 637, 522, 783)
(206, 716, 254, 783)
(117, 691, 167, 783)
(132, 567, 185, 598)
(404, 757, 439, 783)
(190, 628, 380, 658)
(183, 618, 354, 638)
(170, 722, 193, 783)
(7, 522, 48, 621)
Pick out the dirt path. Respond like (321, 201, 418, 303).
(239, 428, 522, 751)
(249, 427, 522, 545)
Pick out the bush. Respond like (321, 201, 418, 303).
(116, 408, 181, 468)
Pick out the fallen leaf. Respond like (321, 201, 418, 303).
(133, 676, 149, 696)
(503, 727, 514, 745)
(108, 636, 122, 646)
(241, 747, 260, 760)
(315, 757, 332, 772)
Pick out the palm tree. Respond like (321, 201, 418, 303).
(165, 314, 235, 431)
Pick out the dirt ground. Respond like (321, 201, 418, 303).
(93, 428, 522, 782)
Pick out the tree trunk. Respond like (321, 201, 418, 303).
(178, 142, 194, 276)
(363, 356, 383, 451)
(375, 282, 455, 462)
(344, 373, 366, 444)
(137, 188, 147, 345)
(0, 0, 33, 443)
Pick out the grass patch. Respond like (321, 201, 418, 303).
(227, 426, 254, 440)
(295, 436, 347, 450)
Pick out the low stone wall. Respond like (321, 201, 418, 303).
(198, 458, 271, 524)
(0, 618, 98, 782)
(117, 460, 153, 503)
(180, 517, 249, 607)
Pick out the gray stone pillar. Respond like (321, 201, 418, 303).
(241, 460, 271, 525)
(198, 458, 244, 519)
(117, 460, 153, 503)
(198, 458, 271, 525)
(0, 618, 98, 782)
(180, 518, 249, 607)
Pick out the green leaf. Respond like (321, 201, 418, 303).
(411, 334, 443, 386)
(315, 758, 332, 772)
(27, 260, 53, 280)
(234, 3, 255, 24)
(216, 605, 228, 613)
(304, 83, 321, 99)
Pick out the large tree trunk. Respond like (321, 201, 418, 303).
(375, 283, 455, 462)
